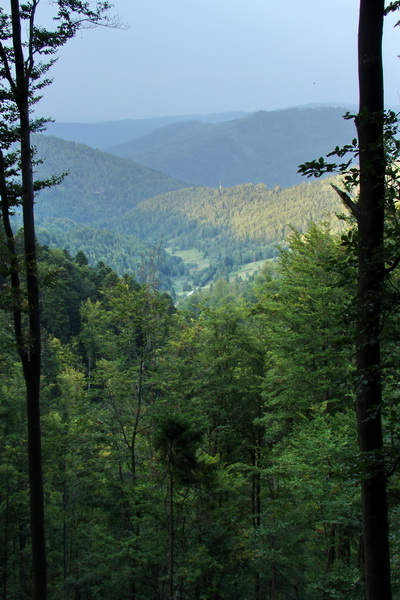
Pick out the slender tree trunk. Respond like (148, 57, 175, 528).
(2, 467, 10, 600)
(355, 1, 391, 598)
(251, 445, 261, 600)
(9, 2, 47, 598)
(168, 466, 174, 600)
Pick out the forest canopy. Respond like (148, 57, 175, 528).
(3, 226, 399, 600)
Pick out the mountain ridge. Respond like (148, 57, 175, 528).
(107, 107, 356, 188)
(44, 111, 249, 149)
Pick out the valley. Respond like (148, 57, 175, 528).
(32, 106, 350, 296)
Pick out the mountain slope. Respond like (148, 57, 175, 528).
(113, 178, 346, 288)
(108, 107, 356, 188)
(32, 134, 188, 228)
(118, 179, 344, 247)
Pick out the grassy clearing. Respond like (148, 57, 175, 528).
(165, 247, 274, 300)
(165, 247, 210, 270)
(231, 259, 274, 280)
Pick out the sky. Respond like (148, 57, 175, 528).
(35, 0, 400, 123)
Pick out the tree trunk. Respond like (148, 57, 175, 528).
(168, 466, 174, 600)
(10, 2, 47, 598)
(355, 1, 391, 598)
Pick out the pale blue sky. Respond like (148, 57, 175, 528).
(37, 0, 400, 122)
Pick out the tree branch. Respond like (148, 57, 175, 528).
(330, 183, 361, 221)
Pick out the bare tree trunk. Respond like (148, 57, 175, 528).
(9, 2, 47, 598)
(355, 1, 391, 598)
(168, 466, 174, 600)
(251, 445, 261, 600)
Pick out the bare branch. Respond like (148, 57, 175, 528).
(330, 183, 361, 221)
(0, 40, 17, 96)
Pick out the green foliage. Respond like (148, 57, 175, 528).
(153, 411, 205, 483)
(256, 225, 355, 438)
(39, 245, 98, 342)
(36, 218, 186, 294)
(2, 219, 400, 599)
(251, 225, 364, 597)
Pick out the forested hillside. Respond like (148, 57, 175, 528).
(32, 134, 188, 226)
(110, 178, 344, 289)
(2, 228, 400, 599)
(123, 178, 343, 246)
(108, 107, 355, 187)
(36, 218, 186, 295)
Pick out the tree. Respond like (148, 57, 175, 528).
(254, 226, 362, 598)
(0, 2, 113, 599)
(155, 289, 269, 600)
(353, 5, 391, 597)
(299, 2, 400, 597)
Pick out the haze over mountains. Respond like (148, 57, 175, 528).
(107, 107, 355, 188)
(44, 106, 356, 188)
(33, 105, 353, 294)
(45, 112, 249, 149)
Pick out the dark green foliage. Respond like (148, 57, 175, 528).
(39, 245, 98, 343)
(2, 222, 400, 600)
(153, 412, 204, 483)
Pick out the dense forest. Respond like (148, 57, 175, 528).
(36, 219, 186, 296)
(2, 225, 400, 600)
(1, 1, 399, 599)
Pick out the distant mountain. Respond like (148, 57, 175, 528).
(44, 112, 249, 149)
(108, 107, 356, 188)
(32, 134, 188, 228)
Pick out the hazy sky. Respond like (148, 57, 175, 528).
(37, 0, 400, 123)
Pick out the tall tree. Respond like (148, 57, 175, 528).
(299, 2, 400, 597)
(0, 2, 113, 598)
(354, 3, 391, 597)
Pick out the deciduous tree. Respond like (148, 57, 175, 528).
(299, 2, 400, 597)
